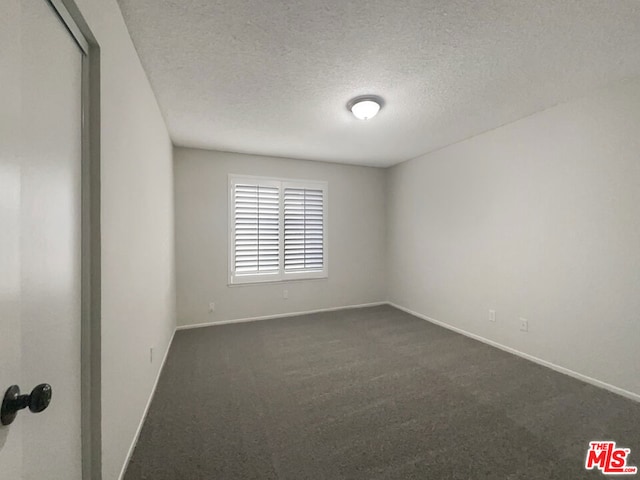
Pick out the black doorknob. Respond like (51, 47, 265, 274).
(1, 384, 52, 426)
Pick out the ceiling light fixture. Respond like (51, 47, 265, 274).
(348, 95, 383, 120)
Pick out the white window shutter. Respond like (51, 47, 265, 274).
(284, 187, 324, 271)
(233, 184, 280, 274)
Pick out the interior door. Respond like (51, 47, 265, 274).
(0, 0, 84, 478)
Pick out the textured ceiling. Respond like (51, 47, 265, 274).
(117, 0, 640, 167)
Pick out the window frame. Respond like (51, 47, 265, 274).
(228, 174, 328, 285)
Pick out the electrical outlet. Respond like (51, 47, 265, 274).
(209, 302, 215, 313)
(520, 318, 529, 332)
(150, 347, 154, 363)
(283, 289, 288, 299)
(489, 309, 496, 322)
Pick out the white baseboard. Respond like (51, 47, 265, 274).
(388, 302, 640, 404)
(176, 302, 387, 330)
(118, 328, 177, 480)
(118, 300, 638, 480)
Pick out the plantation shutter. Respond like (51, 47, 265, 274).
(283, 187, 325, 271)
(233, 183, 280, 274)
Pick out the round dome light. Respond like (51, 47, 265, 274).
(348, 96, 383, 120)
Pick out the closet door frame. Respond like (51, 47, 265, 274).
(47, 2, 101, 479)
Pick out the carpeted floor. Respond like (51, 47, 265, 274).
(124, 305, 640, 479)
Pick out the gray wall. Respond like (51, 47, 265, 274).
(387, 78, 640, 397)
(74, 0, 176, 478)
(174, 148, 386, 326)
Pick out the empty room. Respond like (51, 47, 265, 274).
(2, 0, 640, 479)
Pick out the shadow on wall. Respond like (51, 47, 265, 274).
(0, 426, 9, 450)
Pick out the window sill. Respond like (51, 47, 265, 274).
(228, 274, 328, 287)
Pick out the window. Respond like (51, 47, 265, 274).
(229, 175, 327, 284)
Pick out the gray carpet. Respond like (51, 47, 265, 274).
(124, 305, 640, 479)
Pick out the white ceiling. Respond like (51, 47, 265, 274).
(117, 0, 640, 167)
